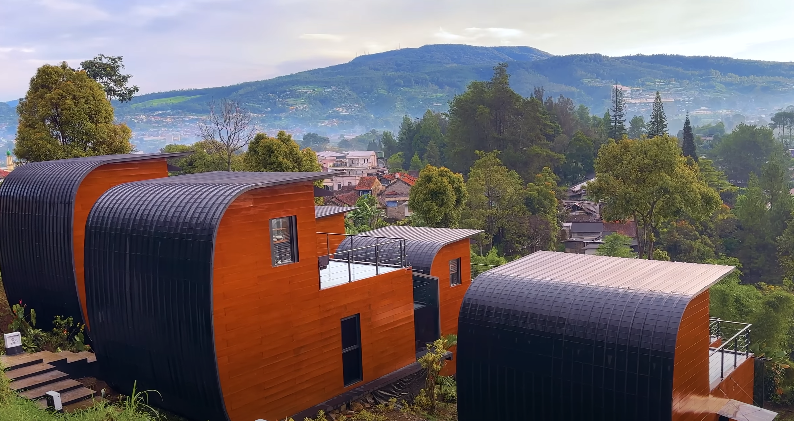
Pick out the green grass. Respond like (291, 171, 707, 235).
(129, 96, 202, 110)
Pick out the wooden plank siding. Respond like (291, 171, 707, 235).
(672, 291, 711, 421)
(429, 240, 472, 376)
(315, 213, 346, 257)
(72, 160, 169, 328)
(212, 183, 416, 421)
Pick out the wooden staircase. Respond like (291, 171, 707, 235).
(1, 351, 106, 412)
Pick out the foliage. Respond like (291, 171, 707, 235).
(628, 115, 646, 139)
(348, 194, 384, 233)
(245, 131, 321, 173)
(712, 123, 782, 185)
(446, 63, 562, 181)
(652, 249, 670, 261)
(596, 233, 636, 258)
(15, 62, 133, 162)
(162, 141, 245, 174)
(588, 135, 721, 259)
(417, 335, 457, 415)
(301, 133, 330, 150)
(608, 85, 626, 140)
(408, 165, 467, 228)
(386, 152, 405, 172)
(198, 99, 256, 171)
(436, 376, 457, 403)
(647, 91, 668, 138)
(681, 114, 697, 162)
(7, 303, 89, 353)
(79, 54, 139, 103)
(470, 248, 508, 278)
(557, 131, 595, 185)
(381, 131, 398, 157)
(409, 152, 424, 171)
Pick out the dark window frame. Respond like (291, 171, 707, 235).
(450, 257, 461, 286)
(270, 216, 299, 266)
(341, 314, 363, 386)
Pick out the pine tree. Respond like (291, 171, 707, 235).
(647, 91, 668, 138)
(608, 84, 627, 140)
(682, 113, 698, 162)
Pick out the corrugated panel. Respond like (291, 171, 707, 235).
(457, 270, 690, 421)
(315, 206, 355, 219)
(486, 251, 735, 296)
(84, 171, 326, 421)
(0, 153, 186, 329)
(362, 226, 482, 246)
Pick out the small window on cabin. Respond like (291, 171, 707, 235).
(450, 258, 461, 286)
(270, 216, 298, 266)
(337, 183, 342, 190)
(341, 314, 363, 386)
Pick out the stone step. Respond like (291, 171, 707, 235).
(35, 386, 96, 408)
(5, 363, 55, 381)
(8, 370, 69, 391)
(19, 379, 82, 400)
(0, 354, 44, 371)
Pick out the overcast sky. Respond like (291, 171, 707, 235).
(1, 0, 793, 101)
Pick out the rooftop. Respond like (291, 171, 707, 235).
(355, 176, 378, 190)
(361, 226, 481, 246)
(485, 251, 734, 296)
(134, 171, 328, 187)
(315, 206, 355, 219)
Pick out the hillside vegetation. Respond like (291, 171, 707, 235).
(113, 44, 794, 129)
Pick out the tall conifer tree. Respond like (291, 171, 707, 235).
(682, 113, 697, 162)
(609, 84, 627, 140)
(647, 91, 668, 138)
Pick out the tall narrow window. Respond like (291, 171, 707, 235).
(450, 258, 461, 286)
(270, 216, 298, 266)
(341, 314, 362, 386)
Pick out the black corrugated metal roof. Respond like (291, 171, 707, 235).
(0, 152, 187, 330)
(457, 252, 735, 421)
(315, 206, 356, 219)
(83, 170, 327, 421)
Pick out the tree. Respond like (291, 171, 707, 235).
(79, 54, 139, 103)
(338, 138, 353, 150)
(461, 151, 527, 253)
(408, 165, 467, 228)
(381, 131, 399, 157)
(647, 91, 668, 138)
(470, 248, 507, 277)
(387, 152, 405, 172)
(446, 63, 562, 180)
(682, 113, 698, 162)
(597, 233, 636, 258)
(558, 130, 595, 184)
(14, 62, 133, 162)
(608, 85, 627, 140)
(588, 136, 721, 259)
(409, 152, 424, 170)
(423, 141, 442, 166)
(301, 133, 330, 150)
(245, 131, 321, 173)
(713, 123, 782, 185)
(348, 194, 383, 232)
(198, 99, 256, 171)
(628, 115, 646, 139)
(162, 141, 244, 174)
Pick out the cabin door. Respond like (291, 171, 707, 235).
(412, 272, 440, 353)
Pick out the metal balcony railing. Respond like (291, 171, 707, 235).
(709, 317, 752, 380)
(317, 232, 407, 288)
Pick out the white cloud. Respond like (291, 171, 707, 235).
(299, 33, 345, 42)
(464, 27, 524, 39)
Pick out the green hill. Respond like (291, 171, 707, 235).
(106, 44, 794, 130)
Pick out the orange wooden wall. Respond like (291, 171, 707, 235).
(212, 183, 416, 421)
(672, 290, 711, 421)
(710, 356, 754, 404)
(430, 240, 472, 376)
(73, 160, 168, 328)
(315, 213, 346, 257)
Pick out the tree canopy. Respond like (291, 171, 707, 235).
(682, 114, 697, 162)
(408, 165, 467, 228)
(162, 141, 244, 174)
(587, 135, 720, 259)
(712, 123, 781, 185)
(597, 233, 636, 258)
(14, 62, 133, 162)
(245, 131, 321, 173)
(647, 92, 668, 138)
(79, 54, 139, 103)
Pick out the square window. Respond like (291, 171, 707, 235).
(450, 258, 461, 286)
(270, 216, 298, 266)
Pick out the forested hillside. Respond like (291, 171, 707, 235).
(113, 44, 794, 131)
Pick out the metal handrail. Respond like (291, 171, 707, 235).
(708, 317, 751, 380)
(317, 232, 408, 287)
